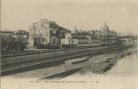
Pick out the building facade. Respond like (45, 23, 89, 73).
(93, 24, 118, 45)
(71, 32, 89, 46)
(29, 19, 70, 48)
(1, 30, 29, 51)
(61, 32, 72, 46)
(12, 30, 29, 51)
(100, 24, 118, 44)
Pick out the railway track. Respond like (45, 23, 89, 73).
(1, 46, 126, 75)
(1, 46, 107, 65)
(1, 44, 116, 58)
(1, 46, 96, 58)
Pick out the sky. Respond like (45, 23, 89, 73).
(1, 0, 138, 35)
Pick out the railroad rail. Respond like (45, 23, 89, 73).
(1, 45, 101, 58)
(1, 45, 128, 75)
(1, 46, 107, 65)
(1, 44, 122, 58)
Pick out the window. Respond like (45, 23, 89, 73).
(53, 38, 56, 44)
(52, 29, 57, 34)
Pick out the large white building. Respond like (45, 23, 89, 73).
(29, 19, 70, 48)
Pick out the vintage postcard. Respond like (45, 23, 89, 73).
(1, 0, 138, 89)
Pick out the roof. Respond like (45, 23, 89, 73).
(1, 31, 14, 33)
(14, 30, 29, 35)
(71, 33, 88, 39)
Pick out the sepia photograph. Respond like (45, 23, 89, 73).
(1, 0, 138, 89)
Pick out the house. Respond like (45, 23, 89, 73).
(61, 32, 72, 47)
(29, 19, 70, 48)
(71, 32, 89, 47)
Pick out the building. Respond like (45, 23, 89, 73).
(71, 32, 89, 46)
(12, 30, 29, 51)
(72, 38, 89, 46)
(1, 30, 14, 50)
(13, 30, 29, 43)
(87, 30, 102, 46)
(61, 30, 90, 47)
(92, 24, 118, 45)
(29, 19, 70, 48)
(118, 36, 136, 46)
(1, 30, 29, 51)
(61, 32, 72, 47)
(100, 24, 118, 44)
(1, 30, 14, 40)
